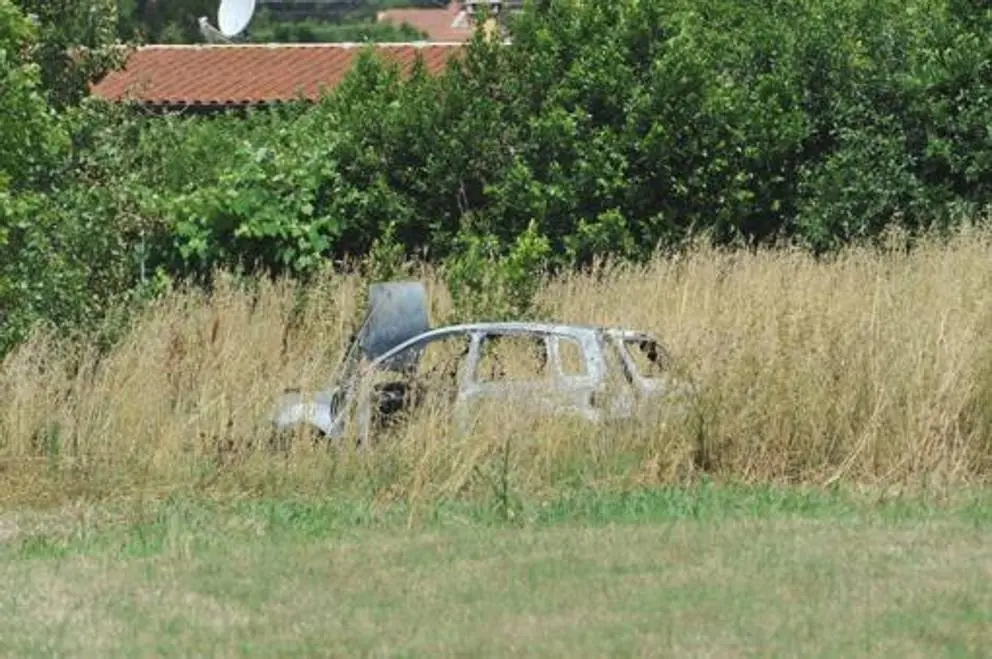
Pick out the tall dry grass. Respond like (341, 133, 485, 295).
(2, 228, 992, 506)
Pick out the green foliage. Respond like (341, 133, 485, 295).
(247, 14, 427, 44)
(443, 219, 552, 322)
(115, 0, 215, 44)
(13, 0, 125, 108)
(0, 186, 140, 354)
(361, 221, 412, 283)
(114, 1, 431, 45)
(0, 1, 66, 191)
(6, 0, 992, 356)
(0, 0, 75, 351)
(159, 56, 423, 281)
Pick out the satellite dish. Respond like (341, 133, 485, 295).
(217, 0, 257, 38)
(198, 16, 231, 43)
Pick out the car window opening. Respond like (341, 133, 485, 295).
(476, 333, 552, 382)
(623, 339, 669, 378)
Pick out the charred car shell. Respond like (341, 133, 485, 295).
(273, 282, 696, 445)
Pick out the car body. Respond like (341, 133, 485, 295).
(272, 282, 695, 445)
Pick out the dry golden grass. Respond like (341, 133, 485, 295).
(3, 228, 992, 505)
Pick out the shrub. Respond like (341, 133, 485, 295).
(7, 0, 992, 357)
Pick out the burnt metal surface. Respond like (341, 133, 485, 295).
(272, 283, 695, 444)
(357, 281, 430, 370)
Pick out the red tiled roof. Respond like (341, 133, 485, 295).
(376, 1, 473, 43)
(89, 43, 465, 107)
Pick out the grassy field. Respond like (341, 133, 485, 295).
(3, 231, 992, 654)
(1, 486, 991, 657)
(3, 228, 992, 504)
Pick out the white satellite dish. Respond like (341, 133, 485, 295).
(217, 0, 257, 38)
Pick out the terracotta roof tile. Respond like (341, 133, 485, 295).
(376, 1, 473, 43)
(89, 43, 465, 107)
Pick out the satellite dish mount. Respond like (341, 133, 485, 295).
(198, 0, 256, 43)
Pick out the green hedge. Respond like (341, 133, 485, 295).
(3, 0, 992, 352)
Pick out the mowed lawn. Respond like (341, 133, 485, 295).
(1, 487, 990, 657)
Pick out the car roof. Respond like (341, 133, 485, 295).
(368, 321, 661, 365)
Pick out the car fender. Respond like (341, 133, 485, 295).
(272, 389, 344, 438)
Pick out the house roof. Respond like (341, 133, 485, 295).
(88, 42, 465, 108)
(376, 1, 473, 43)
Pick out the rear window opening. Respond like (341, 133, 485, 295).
(620, 338, 669, 379)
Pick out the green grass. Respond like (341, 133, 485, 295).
(1, 485, 991, 657)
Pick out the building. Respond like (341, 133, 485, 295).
(375, 2, 472, 42)
(88, 42, 465, 114)
(376, 1, 524, 43)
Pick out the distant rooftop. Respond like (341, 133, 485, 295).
(376, 1, 525, 42)
(376, 1, 472, 43)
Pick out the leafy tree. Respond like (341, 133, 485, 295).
(13, 0, 126, 108)
(246, 15, 427, 44)
(0, 0, 66, 190)
(115, 0, 432, 45)
(6, 0, 992, 356)
(82, 0, 992, 279)
(116, 0, 216, 44)
(0, 0, 70, 349)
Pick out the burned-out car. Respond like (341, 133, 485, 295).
(272, 281, 695, 445)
